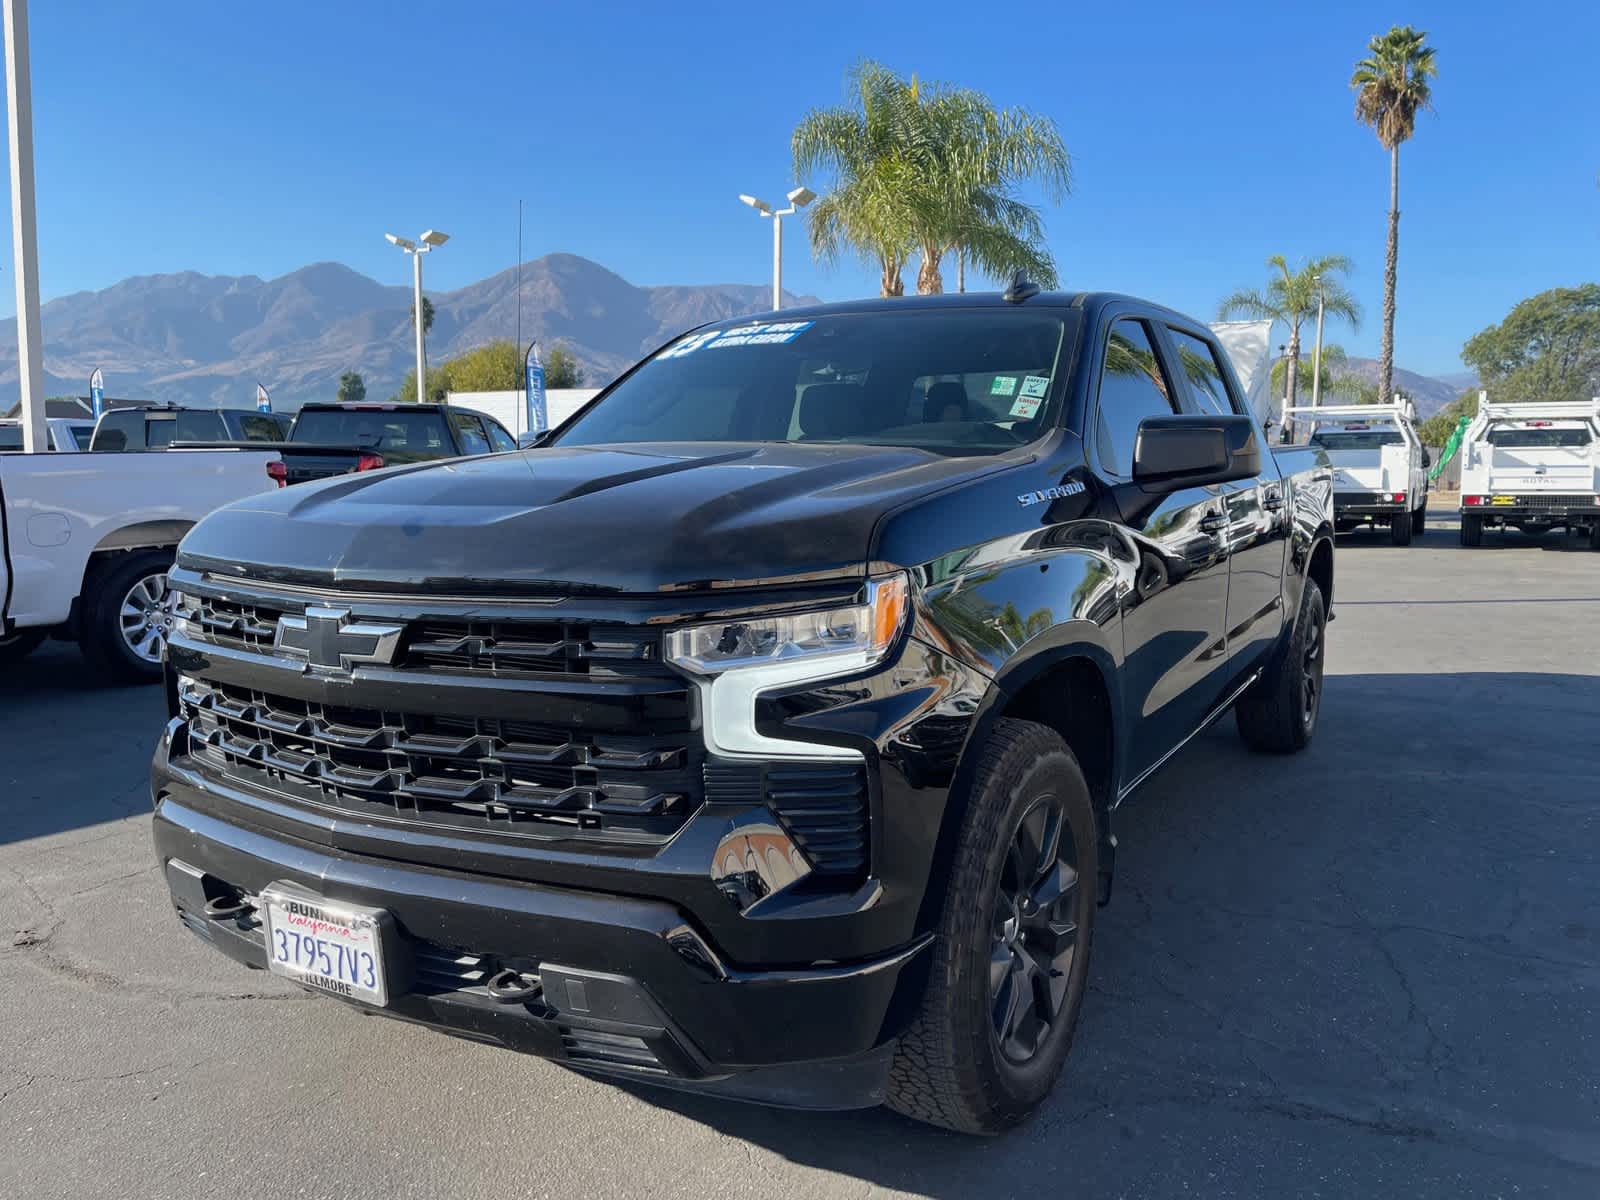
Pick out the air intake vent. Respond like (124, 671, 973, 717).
(559, 1027, 667, 1074)
(766, 763, 869, 879)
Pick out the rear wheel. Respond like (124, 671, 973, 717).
(0, 628, 47, 667)
(1413, 502, 1426, 534)
(887, 719, 1097, 1134)
(1589, 522, 1600, 551)
(1389, 511, 1413, 546)
(78, 549, 177, 683)
(1235, 577, 1326, 754)
(1460, 515, 1483, 547)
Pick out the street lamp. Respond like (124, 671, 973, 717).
(385, 228, 450, 402)
(1310, 274, 1326, 411)
(739, 186, 814, 310)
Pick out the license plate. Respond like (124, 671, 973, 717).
(260, 885, 388, 1006)
(1490, 495, 1516, 506)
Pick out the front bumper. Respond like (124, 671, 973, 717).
(152, 786, 932, 1107)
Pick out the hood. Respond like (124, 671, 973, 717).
(179, 442, 1005, 595)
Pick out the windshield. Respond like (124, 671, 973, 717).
(1486, 426, 1592, 449)
(552, 310, 1077, 456)
(1310, 430, 1405, 450)
(292, 409, 450, 458)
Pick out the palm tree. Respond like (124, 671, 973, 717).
(1351, 25, 1437, 407)
(792, 61, 1069, 297)
(792, 63, 916, 296)
(1217, 255, 1361, 411)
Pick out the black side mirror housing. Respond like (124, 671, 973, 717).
(1132, 414, 1261, 492)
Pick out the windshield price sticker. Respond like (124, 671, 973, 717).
(1020, 375, 1050, 399)
(1009, 396, 1042, 419)
(990, 376, 1018, 396)
(660, 321, 814, 358)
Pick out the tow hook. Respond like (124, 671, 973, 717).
(484, 969, 544, 1005)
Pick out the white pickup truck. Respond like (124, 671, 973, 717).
(1, 448, 277, 678)
(1285, 401, 1429, 545)
(1458, 397, 1600, 548)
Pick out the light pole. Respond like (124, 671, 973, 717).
(4, 0, 46, 454)
(739, 186, 814, 310)
(1310, 274, 1326, 410)
(385, 229, 449, 401)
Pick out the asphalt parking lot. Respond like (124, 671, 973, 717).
(2, 513, 1597, 1199)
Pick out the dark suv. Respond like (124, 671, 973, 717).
(90, 406, 290, 451)
(153, 292, 1333, 1132)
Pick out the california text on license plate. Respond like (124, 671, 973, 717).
(260, 885, 388, 1006)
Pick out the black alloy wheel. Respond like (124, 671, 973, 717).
(989, 798, 1081, 1064)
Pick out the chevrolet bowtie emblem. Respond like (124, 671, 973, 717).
(274, 607, 403, 673)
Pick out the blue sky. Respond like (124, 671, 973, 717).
(3, 0, 1598, 374)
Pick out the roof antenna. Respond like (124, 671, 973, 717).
(1003, 271, 1040, 304)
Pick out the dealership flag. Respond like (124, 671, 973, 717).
(90, 368, 105, 419)
(256, 382, 271, 413)
(525, 341, 547, 436)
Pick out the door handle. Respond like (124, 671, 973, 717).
(1198, 513, 1227, 535)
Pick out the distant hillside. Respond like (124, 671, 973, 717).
(1333, 358, 1475, 417)
(0, 253, 819, 410)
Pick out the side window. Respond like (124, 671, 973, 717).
(1166, 327, 1240, 415)
(484, 419, 517, 452)
(449, 412, 491, 455)
(173, 410, 224, 443)
(92, 410, 142, 451)
(238, 415, 282, 441)
(1095, 319, 1178, 476)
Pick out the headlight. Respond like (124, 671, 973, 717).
(665, 573, 909, 676)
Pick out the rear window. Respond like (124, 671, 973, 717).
(1310, 430, 1405, 450)
(1485, 427, 1592, 448)
(147, 411, 227, 447)
(292, 409, 450, 459)
(553, 310, 1077, 457)
(0, 425, 20, 450)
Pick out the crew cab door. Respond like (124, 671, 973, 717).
(1162, 324, 1288, 676)
(1091, 316, 1232, 782)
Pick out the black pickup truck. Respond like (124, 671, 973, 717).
(242, 402, 519, 486)
(152, 291, 1333, 1133)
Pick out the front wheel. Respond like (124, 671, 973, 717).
(1235, 577, 1326, 754)
(887, 718, 1097, 1134)
(1460, 515, 1483, 547)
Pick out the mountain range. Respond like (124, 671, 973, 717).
(0, 254, 818, 410)
(0, 254, 1470, 414)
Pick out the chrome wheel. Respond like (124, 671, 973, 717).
(1301, 604, 1325, 730)
(989, 797, 1081, 1065)
(118, 571, 176, 664)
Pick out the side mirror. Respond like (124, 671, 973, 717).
(1132, 414, 1261, 492)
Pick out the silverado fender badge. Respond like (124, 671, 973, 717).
(1017, 481, 1086, 506)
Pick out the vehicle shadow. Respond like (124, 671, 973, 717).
(0, 641, 166, 843)
(611, 670, 1600, 1195)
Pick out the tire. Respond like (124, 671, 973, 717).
(78, 549, 177, 683)
(0, 628, 47, 667)
(887, 718, 1098, 1134)
(1235, 577, 1326, 754)
(1589, 522, 1600, 551)
(1413, 502, 1426, 534)
(1460, 515, 1483, 547)
(1389, 510, 1413, 546)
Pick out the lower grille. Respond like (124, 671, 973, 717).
(181, 677, 702, 842)
(559, 1027, 667, 1074)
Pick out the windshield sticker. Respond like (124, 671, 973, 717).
(990, 375, 1018, 396)
(1019, 375, 1050, 399)
(1009, 396, 1042, 420)
(660, 321, 815, 358)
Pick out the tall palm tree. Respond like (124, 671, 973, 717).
(908, 88, 1070, 294)
(1351, 25, 1437, 406)
(1218, 255, 1361, 413)
(792, 62, 1069, 297)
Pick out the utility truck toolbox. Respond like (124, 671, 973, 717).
(151, 289, 1336, 1133)
(1456, 397, 1600, 549)
(1285, 400, 1428, 545)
